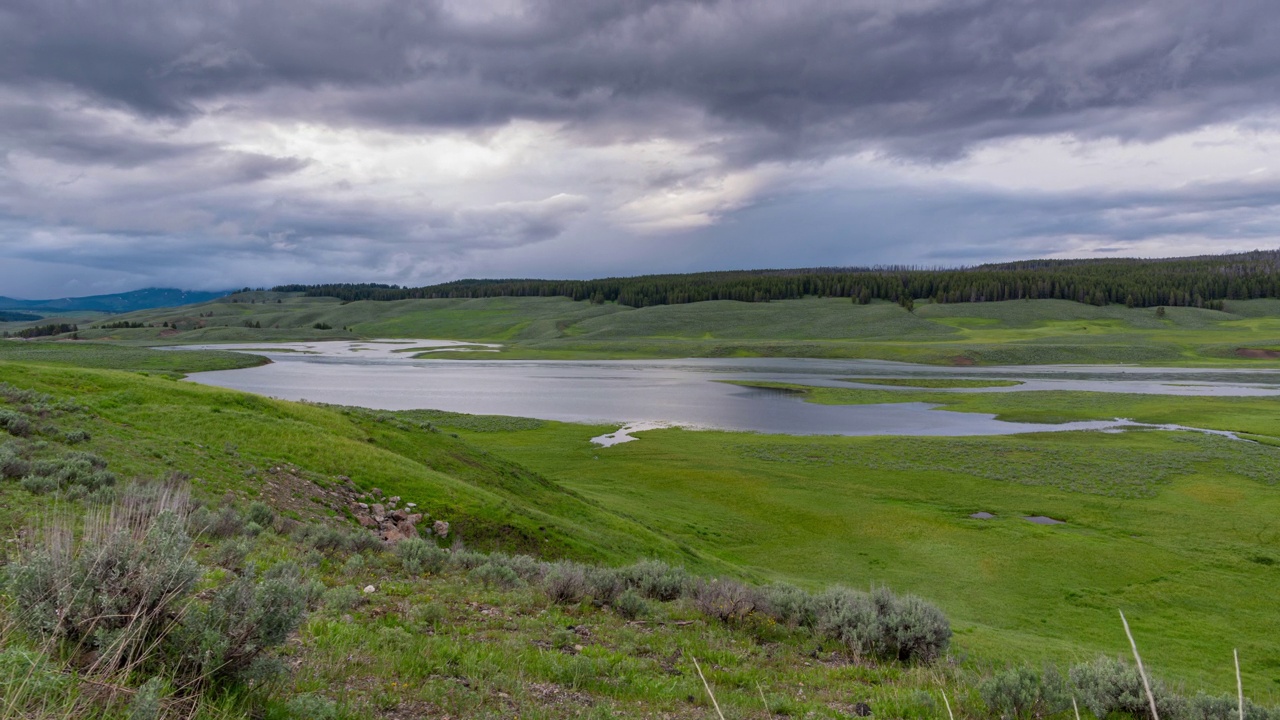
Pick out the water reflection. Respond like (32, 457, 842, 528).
(176, 341, 1280, 437)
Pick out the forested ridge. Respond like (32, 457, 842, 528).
(275, 250, 1280, 309)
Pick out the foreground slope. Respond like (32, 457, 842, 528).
(0, 360, 699, 566)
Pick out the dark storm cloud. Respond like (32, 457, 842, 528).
(4, 0, 1279, 158)
(2, 0, 1280, 297)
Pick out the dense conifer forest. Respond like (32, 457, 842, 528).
(275, 250, 1280, 309)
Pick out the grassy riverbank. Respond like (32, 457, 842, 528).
(726, 381, 1280, 439)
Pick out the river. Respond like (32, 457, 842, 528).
(174, 340, 1280, 437)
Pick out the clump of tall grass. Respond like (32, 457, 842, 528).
(6, 484, 198, 676)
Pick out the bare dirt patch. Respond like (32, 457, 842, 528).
(1235, 347, 1280, 359)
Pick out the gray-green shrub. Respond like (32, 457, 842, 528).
(471, 562, 522, 589)
(759, 582, 817, 627)
(6, 507, 198, 674)
(395, 537, 447, 575)
(0, 441, 30, 479)
(612, 588, 649, 620)
(18, 452, 116, 494)
(1186, 692, 1278, 720)
(869, 587, 952, 663)
(980, 665, 1069, 719)
(63, 429, 91, 444)
(623, 559, 691, 601)
(194, 504, 245, 538)
(322, 585, 366, 613)
(544, 561, 589, 604)
(485, 552, 548, 582)
(584, 566, 627, 606)
(284, 693, 340, 720)
(810, 586, 951, 664)
(246, 501, 275, 528)
(448, 549, 490, 570)
(1070, 656, 1183, 720)
(213, 537, 253, 569)
(693, 578, 761, 623)
(128, 676, 166, 720)
(174, 563, 310, 685)
(0, 408, 32, 437)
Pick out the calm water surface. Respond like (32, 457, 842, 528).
(177, 341, 1280, 437)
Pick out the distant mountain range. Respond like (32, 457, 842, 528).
(0, 288, 231, 315)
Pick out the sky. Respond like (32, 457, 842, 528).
(3, 1, 1280, 298)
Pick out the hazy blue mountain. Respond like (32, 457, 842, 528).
(0, 288, 231, 314)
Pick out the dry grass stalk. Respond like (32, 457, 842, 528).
(691, 656, 726, 720)
(1119, 609, 1160, 720)
(940, 688, 955, 720)
(1235, 649, 1244, 720)
(1072, 696, 1082, 720)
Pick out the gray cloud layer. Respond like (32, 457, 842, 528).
(2, 0, 1280, 295)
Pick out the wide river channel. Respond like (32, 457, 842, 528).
(177, 340, 1280, 437)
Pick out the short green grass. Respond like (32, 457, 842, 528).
(432, 414, 1280, 698)
(840, 377, 1024, 388)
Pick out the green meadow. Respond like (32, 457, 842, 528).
(431, 412, 1280, 699)
(16, 290, 1280, 366)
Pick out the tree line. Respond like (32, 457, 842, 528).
(2, 323, 78, 339)
(274, 250, 1280, 309)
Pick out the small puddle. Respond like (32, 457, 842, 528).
(1023, 516, 1065, 525)
(969, 512, 996, 520)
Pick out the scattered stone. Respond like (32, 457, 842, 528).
(371, 503, 386, 519)
(1023, 515, 1065, 525)
(371, 488, 383, 497)
(356, 502, 368, 510)
(389, 496, 401, 504)
(433, 520, 450, 538)
(969, 512, 996, 520)
(406, 502, 416, 509)
(363, 585, 376, 593)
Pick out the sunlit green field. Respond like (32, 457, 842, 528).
(431, 406, 1280, 698)
(16, 291, 1280, 366)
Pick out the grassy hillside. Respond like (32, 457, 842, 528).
(12, 291, 1280, 366)
(0, 361, 703, 566)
